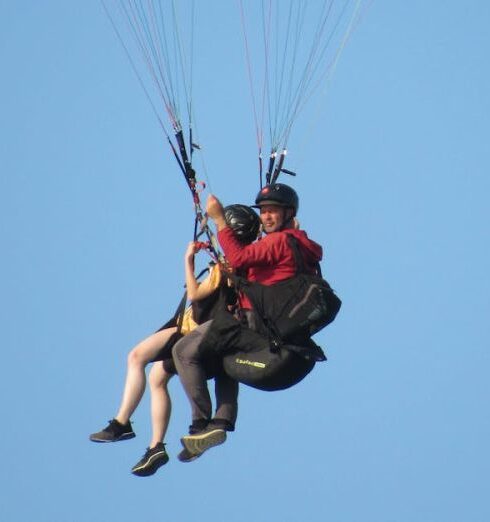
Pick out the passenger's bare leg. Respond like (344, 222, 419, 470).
(148, 362, 173, 448)
(114, 327, 177, 425)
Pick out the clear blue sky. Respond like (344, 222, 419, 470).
(1, 2, 489, 521)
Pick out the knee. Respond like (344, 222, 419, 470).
(127, 345, 147, 368)
(172, 333, 200, 363)
(172, 342, 184, 364)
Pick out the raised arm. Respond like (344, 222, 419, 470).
(184, 241, 220, 302)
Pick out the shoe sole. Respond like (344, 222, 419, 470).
(181, 429, 226, 456)
(131, 453, 169, 477)
(177, 450, 203, 463)
(89, 432, 136, 443)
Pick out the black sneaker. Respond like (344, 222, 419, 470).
(131, 443, 169, 477)
(180, 425, 226, 456)
(188, 418, 210, 434)
(89, 419, 135, 443)
(177, 447, 202, 463)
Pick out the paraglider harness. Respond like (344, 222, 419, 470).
(200, 234, 342, 391)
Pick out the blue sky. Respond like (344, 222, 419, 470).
(1, 2, 489, 521)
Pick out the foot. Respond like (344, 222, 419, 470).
(177, 447, 203, 463)
(131, 443, 169, 477)
(180, 425, 227, 457)
(89, 419, 135, 443)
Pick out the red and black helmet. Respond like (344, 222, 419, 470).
(224, 204, 261, 244)
(253, 183, 299, 215)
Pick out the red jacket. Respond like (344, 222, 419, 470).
(218, 227, 323, 286)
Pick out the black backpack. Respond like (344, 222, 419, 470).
(230, 234, 341, 343)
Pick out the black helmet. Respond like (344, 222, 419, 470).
(254, 183, 299, 215)
(224, 204, 260, 244)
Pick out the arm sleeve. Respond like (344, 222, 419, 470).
(218, 227, 285, 270)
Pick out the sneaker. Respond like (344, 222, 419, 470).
(176, 419, 210, 463)
(188, 418, 210, 434)
(89, 419, 135, 443)
(177, 447, 202, 463)
(131, 443, 169, 477)
(180, 425, 226, 456)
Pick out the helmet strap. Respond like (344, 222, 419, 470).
(280, 208, 296, 230)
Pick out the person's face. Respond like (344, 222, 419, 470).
(259, 204, 286, 234)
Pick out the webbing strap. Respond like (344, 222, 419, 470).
(286, 233, 322, 277)
(173, 291, 188, 334)
(224, 272, 282, 348)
